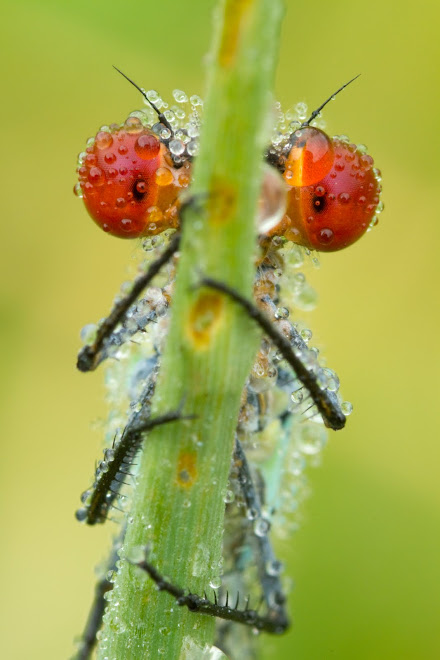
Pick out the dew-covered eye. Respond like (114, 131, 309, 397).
(74, 117, 190, 239)
(283, 127, 334, 188)
(281, 137, 382, 251)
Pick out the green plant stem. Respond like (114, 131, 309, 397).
(98, 0, 284, 657)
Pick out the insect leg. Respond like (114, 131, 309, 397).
(74, 529, 124, 660)
(77, 231, 180, 373)
(199, 276, 345, 430)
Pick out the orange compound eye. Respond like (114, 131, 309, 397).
(75, 117, 188, 239)
(280, 138, 382, 251)
(283, 127, 334, 188)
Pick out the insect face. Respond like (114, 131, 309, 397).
(74, 74, 382, 252)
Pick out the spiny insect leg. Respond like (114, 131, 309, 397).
(233, 436, 288, 626)
(74, 529, 124, 660)
(130, 549, 289, 634)
(200, 276, 345, 430)
(77, 232, 180, 373)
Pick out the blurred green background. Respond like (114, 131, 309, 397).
(1, 0, 439, 658)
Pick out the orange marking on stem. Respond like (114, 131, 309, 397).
(219, 0, 254, 68)
(186, 292, 225, 350)
(176, 451, 198, 488)
(207, 176, 237, 225)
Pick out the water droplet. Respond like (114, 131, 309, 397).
(155, 168, 174, 186)
(80, 489, 91, 504)
(173, 89, 188, 103)
(223, 489, 235, 504)
(73, 182, 83, 198)
(295, 102, 308, 121)
(258, 165, 287, 234)
(300, 328, 312, 343)
(209, 576, 222, 589)
(291, 389, 304, 404)
(80, 323, 97, 344)
(134, 133, 160, 160)
(75, 508, 88, 522)
(190, 94, 203, 107)
(322, 368, 340, 393)
(169, 139, 185, 156)
(265, 559, 284, 576)
(289, 452, 305, 476)
(254, 517, 271, 537)
(187, 140, 199, 157)
(246, 507, 258, 521)
(95, 131, 113, 150)
(146, 89, 160, 104)
(341, 401, 353, 416)
(297, 424, 327, 455)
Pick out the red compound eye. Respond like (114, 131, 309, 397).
(264, 76, 382, 252)
(75, 117, 188, 239)
(281, 135, 381, 251)
(267, 131, 381, 252)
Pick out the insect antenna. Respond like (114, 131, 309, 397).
(113, 65, 174, 135)
(301, 74, 361, 128)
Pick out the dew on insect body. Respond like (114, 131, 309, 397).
(265, 559, 284, 577)
(257, 164, 288, 235)
(254, 517, 271, 537)
(187, 139, 199, 157)
(246, 507, 259, 521)
(75, 507, 88, 522)
(146, 89, 160, 105)
(295, 102, 308, 121)
(80, 489, 92, 504)
(134, 133, 160, 159)
(223, 489, 235, 503)
(291, 389, 304, 404)
(293, 281, 318, 311)
(73, 182, 84, 198)
(169, 139, 185, 156)
(289, 451, 306, 476)
(297, 423, 327, 456)
(155, 167, 174, 186)
(173, 89, 188, 103)
(341, 401, 353, 416)
(321, 367, 340, 393)
(300, 328, 312, 343)
(190, 94, 203, 107)
(171, 105, 186, 120)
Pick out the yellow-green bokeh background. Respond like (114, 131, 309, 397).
(1, 1, 439, 658)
